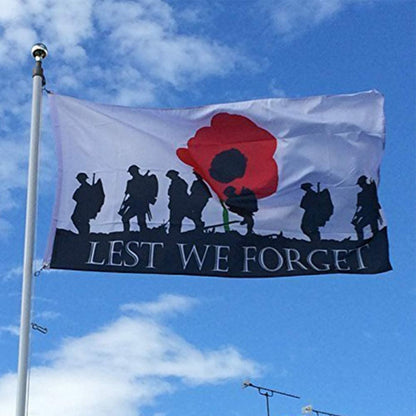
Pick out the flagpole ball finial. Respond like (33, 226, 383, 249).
(31, 43, 48, 61)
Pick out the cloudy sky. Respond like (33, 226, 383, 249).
(0, 0, 415, 415)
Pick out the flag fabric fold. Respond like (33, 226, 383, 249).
(44, 91, 391, 278)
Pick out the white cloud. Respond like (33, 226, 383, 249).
(265, 0, 372, 37)
(34, 310, 61, 321)
(0, 0, 247, 230)
(0, 295, 260, 415)
(0, 140, 29, 210)
(43, 0, 94, 60)
(0, 93, 55, 233)
(0, 0, 93, 64)
(0, 0, 24, 21)
(0, 0, 241, 91)
(2, 265, 24, 282)
(76, 64, 159, 106)
(121, 293, 199, 317)
(0, 325, 20, 336)
(2, 259, 44, 282)
(0, 218, 12, 235)
(94, 0, 239, 88)
(269, 79, 287, 98)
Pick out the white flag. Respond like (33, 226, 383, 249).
(44, 91, 391, 277)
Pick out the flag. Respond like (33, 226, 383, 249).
(44, 91, 391, 278)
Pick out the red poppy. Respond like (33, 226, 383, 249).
(177, 112, 278, 200)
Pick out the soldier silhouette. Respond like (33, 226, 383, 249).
(224, 186, 258, 235)
(166, 170, 189, 234)
(300, 182, 333, 242)
(351, 175, 381, 240)
(71, 172, 105, 235)
(188, 171, 212, 231)
(119, 165, 158, 233)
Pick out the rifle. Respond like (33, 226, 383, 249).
(351, 207, 362, 226)
(118, 194, 130, 216)
(203, 220, 240, 231)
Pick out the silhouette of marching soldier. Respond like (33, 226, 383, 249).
(224, 186, 258, 235)
(166, 170, 189, 234)
(188, 171, 212, 231)
(119, 165, 158, 232)
(351, 175, 381, 241)
(300, 182, 333, 242)
(71, 172, 105, 235)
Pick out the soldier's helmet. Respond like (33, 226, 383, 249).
(301, 182, 313, 191)
(76, 172, 88, 182)
(128, 165, 140, 174)
(166, 169, 179, 178)
(357, 175, 368, 186)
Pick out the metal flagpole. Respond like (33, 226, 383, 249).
(15, 43, 48, 416)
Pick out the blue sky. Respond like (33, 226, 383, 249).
(0, 0, 415, 415)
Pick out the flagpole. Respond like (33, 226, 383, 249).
(15, 43, 48, 416)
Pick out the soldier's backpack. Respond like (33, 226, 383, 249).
(89, 178, 105, 219)
(316, 188, 334, 226)
(368, 179, 381, 210)
(144, 173, 158, 205)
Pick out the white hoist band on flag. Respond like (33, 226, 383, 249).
(44, 90, 391, 278)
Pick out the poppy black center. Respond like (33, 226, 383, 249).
(209, 148, 247, 183)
